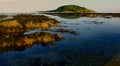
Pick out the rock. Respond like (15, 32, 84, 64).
(25, 21, 41, 28)
(40, 22, 50, 29)
(22, 36, 35, 45)
(0, 14, 63, 52)
(56, 34, 63, 40)
(0, 20, 22, 28)
(0, 15, 60, 31)
(42, 36, 55, 43)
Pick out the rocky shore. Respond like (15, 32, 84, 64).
(0, 14, 60, 30)
(0, 14, 63, 53)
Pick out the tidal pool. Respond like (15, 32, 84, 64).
(0, 14, 120, 66)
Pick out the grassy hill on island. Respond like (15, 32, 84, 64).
(42, 5, 95, 13)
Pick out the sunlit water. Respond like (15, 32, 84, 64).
(0, 14, 120, 66)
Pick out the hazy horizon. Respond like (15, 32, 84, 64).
(0, 0, 120, 13)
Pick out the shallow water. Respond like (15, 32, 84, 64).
(0, 14, 120, 66)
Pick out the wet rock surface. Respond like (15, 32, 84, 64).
(0, 32, 63, 52)
(0, 14, 60, 30)
(0, 14, 63, 53)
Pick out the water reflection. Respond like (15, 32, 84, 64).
(43, 13, 120, 19)
(58, 14, 80, 19)
(83, 20, 104, 25)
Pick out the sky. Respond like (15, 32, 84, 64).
(0, 0, 119, 13)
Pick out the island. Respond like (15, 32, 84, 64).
(40, 5, 95, 13)
(38, 5, 120, 18)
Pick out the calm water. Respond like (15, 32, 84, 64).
(0, 14, 120, 66)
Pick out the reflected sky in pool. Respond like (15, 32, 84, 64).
(0, 14, 120, 66)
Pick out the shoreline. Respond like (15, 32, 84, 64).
(38, 12, 120, 17)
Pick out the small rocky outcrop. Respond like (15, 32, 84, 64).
(0, 14, 60, 31)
